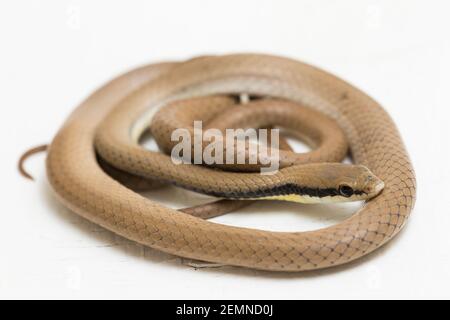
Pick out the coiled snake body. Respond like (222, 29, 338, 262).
(44, 54, 416, 271)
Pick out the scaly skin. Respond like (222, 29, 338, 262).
(150, 96, 348, 171)
(46, 54, 416, 271)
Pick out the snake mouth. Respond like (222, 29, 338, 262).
(366, 179, 385, 199)
(374, 180, 385, 195)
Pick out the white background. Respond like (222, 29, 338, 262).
(1, 0, 449, 299)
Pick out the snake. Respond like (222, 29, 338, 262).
(37, 53, 416, 271)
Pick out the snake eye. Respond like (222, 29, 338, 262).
(338, 184, 354, 197)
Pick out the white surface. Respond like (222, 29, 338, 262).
(1, 0, 449, 299)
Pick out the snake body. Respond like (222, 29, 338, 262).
(150, 96, 349, 171)
(46, 54, 416, 271)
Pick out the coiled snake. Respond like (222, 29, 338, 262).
(32, 54, 416, 271)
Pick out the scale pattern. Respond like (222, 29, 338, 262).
(46, 55, 416, 271)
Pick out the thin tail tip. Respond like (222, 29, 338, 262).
(18, 144, 48, 181)
(18, 166, 35, 181)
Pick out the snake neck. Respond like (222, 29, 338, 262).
(161, 164, 355, 204)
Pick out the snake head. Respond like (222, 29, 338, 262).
(332, 164, 385, 201)
(282, 163, 384, 203)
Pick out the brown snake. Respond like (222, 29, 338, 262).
(37, 54, 416, 271)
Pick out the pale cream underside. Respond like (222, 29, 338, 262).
(252, 194, 366, 204)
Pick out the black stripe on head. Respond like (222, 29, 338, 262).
(193, 183, 365, 199)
